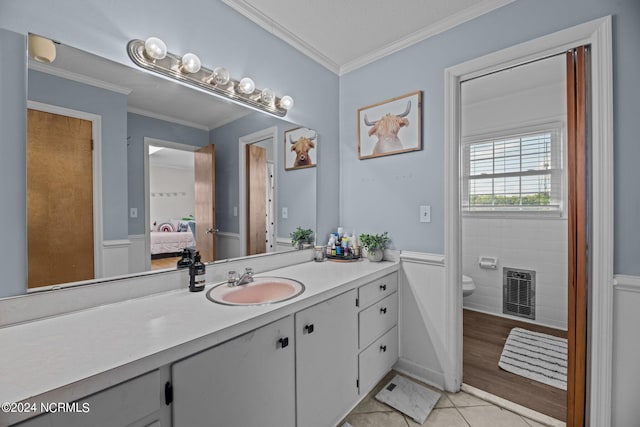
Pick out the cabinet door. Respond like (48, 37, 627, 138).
(171, 316, 295, 427)
(296, 289, 358, 427)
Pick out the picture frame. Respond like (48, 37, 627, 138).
(357, 91, 422, 160)
(285, 127, 317, 171)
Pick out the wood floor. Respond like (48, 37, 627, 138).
(150, 256, 181, 270)
(463, 309, 568, 422)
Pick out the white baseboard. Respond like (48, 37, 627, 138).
(393, 357, 445, 391)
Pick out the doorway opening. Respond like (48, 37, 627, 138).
(459, 53, 569, 422)
(238, 127, 278, 257)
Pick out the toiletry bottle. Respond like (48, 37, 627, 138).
(177, 248, 193, 270)
(331, 241, 336, 256)
(189, 251, 206, 292)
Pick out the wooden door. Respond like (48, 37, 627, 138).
(27, 109, 94, 288)
(246, 144, 267, 255)
(194, 144, 216, 263)
(566, 46, 589, 427)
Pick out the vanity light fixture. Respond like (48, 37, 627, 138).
(127, 37, 293, 116)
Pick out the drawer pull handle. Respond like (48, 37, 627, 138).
(278, 337, 289, 348)
(380, 307, 387, 314)
(380, 345, 387, 352)
(304, 324, 315, 334)
(380, 284, 387, 291)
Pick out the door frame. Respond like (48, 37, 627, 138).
(143, 137, 198, 270)
(443, 16, 613, 425)
(26, 100, 104, 280)
(238, 126, 278, 256)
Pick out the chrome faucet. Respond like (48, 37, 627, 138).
(227, 267, 254, 287)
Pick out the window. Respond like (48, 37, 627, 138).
(462, 125, 564, 214)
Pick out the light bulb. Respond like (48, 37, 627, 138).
(238, 77, 255, 94)
(181, 53, 201, 74)
(261, 88, 275, 105)
(210, 67, 230, 85)
(279, 95, 294, 110)
(144, 37, 167, 60)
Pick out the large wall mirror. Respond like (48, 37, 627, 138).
(14, 34, 316, 296)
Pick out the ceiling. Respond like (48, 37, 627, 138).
(223, 0, 513, 74)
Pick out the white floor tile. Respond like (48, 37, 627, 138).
(458, 406, 530, 427)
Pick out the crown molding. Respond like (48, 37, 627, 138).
(28, 59, 132, 95)
(340, 0, 514, 75)
(221, 0, 340, 74)
(222, 0, 513, 76)
(127, 107, 211, 131)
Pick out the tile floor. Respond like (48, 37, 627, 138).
(341, 371, 550, 427)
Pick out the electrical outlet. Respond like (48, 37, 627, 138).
(130, 207, 138, 218)
(282, 207, 288, 219)
(419, 205, 431, 223)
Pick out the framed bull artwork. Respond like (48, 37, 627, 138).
(285, 127, 318, 171)
(357, 91, 422, 159)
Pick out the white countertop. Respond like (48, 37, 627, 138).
(0, 259, 398, 425)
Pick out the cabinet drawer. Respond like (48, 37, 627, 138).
(359, 326, 398, 395)
(359, 292, 397, 349)
(358, 273, 398, 309)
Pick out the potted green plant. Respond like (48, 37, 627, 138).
(358, 232, 390, 262)
(290, 227, 314, 249)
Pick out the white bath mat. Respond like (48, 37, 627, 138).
(374, 375, 441, 424)
(499, 327, 568, 390)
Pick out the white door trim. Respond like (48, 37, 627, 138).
(443, 16, 613, 425)
(238, 127, 278, 256)
(27, 100, 104, 279)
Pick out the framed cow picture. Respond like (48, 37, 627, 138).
(285, 127, 318, 171)
(357, 91, 422, 160)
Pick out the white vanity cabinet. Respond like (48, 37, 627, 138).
(295, 289, 359, 427)
(357, 272, 399, 395)
(170, 316, 295, 427)
(15, 370, 163, 427)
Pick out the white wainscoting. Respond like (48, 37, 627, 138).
(102, 239, 131, 278)
(612, 274, 640, 427)
(128, 234, 147, 274)
(395, 251, 448, 390)
(216, 232, 241, 260)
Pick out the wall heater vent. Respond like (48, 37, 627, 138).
(503, 268, 535, 320)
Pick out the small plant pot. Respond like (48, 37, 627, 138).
(366, 248, 384, 262)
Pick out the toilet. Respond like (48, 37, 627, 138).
(462, 275, 476, 297)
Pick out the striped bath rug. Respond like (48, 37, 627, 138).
(498, 327, 567, 390)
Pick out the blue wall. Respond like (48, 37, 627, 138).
(339, 0, 640, 275)
(209, 112, 316, 238)
(0, 29, 27, 297)
(28, 70, 129, 241)
(127, 113, 209, 235)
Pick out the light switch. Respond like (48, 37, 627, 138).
(130, 207, 138, 218)
(233, 206, 238, 217)
(282, 207, 288, 219)
(419, 205, 431, 223)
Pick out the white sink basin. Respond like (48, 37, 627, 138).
(206, 277, 305, 306)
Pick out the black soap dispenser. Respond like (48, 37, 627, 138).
(189, 251, 206, 292)
(176, 248, 193, 270)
